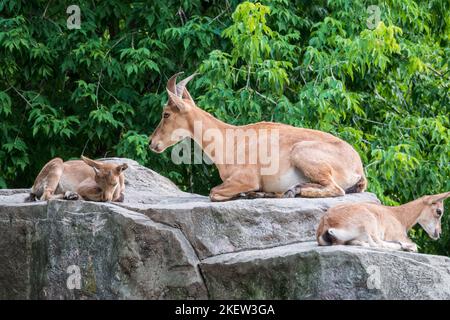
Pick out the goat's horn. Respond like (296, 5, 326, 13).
(176, 73, 198, 97)
(166, 72, 184, 95)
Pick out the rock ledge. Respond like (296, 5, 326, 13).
(0, 158, 448, 299)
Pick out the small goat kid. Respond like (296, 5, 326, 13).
(316, 192, 450, 252)
(28, 156, 128, 202)
(149, 72, 367, 201)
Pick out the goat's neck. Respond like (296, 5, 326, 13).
(188, 106, 234, 174)
(390, 198, 425, 230)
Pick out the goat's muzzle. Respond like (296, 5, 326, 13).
(432, 230, 441, 240)
(149, 139, 163, 153)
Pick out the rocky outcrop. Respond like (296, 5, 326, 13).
(201, 242, 450, 299)
(122, 193, 377, 259)
(0, 198, 206, 299)
(0, 158, 449, 299)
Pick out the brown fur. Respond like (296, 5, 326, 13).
(149, 73, 367, 201)
(28, 156, 128, 202)
(316, 192, 450, 252)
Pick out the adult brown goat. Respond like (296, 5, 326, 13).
(149, 72, 366, 201)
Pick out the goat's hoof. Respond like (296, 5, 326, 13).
(238, 192, 252, 198)
(210, 194, 229, 202)
(239, 192, 263, 199)
(25, 193, 38, 202)
(283, 189, 296, 198)
(283, 184, 304, 198)
(401, 243, 418, 252)
(64, 191, 80, 200)
(114, 193, 125, 202)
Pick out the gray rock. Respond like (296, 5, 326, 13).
(0, 158, 448, 300)
(0, 189, 31, 203)
(98, 158, 200, 204)
(120, 193, 379, 259)
(200, 242, 450, 299)
(0, 200, 206, 299)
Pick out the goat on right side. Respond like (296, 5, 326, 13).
(316, 191, 450, 252)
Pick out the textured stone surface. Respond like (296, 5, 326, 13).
(121, 193, 378, 259)
(100, 158, 203, 204)
(0, 200, 206, 299)
(200, 242, 450, 299)
(0, 158, 449, 300)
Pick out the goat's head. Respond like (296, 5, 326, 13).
(149, 72, 198, 153)
(81, 156, 128, 201)
(418, 191, 450, 240)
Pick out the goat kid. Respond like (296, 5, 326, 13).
(27, 156, 128, 202)
(316, 192, 450, 252)
(149, 72, 367, 201)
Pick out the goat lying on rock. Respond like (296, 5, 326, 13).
(316, 192, 450, 252)
(27, 156, 128, 202)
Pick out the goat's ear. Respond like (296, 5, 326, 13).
(167, 89, 189, 112)
(116, 163, 128, 174)
(432, 191, 450, 204)
(92, 166, 100, 175)
(81, 156, 102, 169)
(182, 88, 195, 103)
(425, 191, 450, 204)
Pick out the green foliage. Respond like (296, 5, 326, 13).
(0, 0, 449, 255)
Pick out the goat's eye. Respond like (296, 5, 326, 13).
(163, 112, 170, 119)
(436, 208, 443, 216)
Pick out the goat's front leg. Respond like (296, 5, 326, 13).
(369, 234, 403, 251)
(38, 191, 80, 201)
(400, 242, 418, 252)
(347, 240, 371, 247)
(395, 236, 418, 252)
(112, 174, 125, 202)
(210, 174, 260, 202)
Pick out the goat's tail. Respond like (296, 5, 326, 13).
(318, 229, 335, 246)
(317, 228, 356, 246)
(345, 175, 367, 194)
(317, 216, 335, 246)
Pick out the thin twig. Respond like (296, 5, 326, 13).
(43, 17, 63, 33)
(11, 86, 33, 107)
(249, 88, 278, 105)
(298, 70, 307, 85)
(94, 33, 133, 108)
(105, 34, 128, 57)
(99, 83, 120, 103)
(374, 88, 386, 102)
(96, 69, 103, 109)
(330, 65, 336, 80)
(42, 0, 52, 18)
(10, 86, 33, 144)
(353, 115, 428, 131)
(426, 64, 444, 77)
(177, 7, 187, 25)
(81, 138, 90, 157)
(245, 65, 251, 89)
(208, 9, 227, 25)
